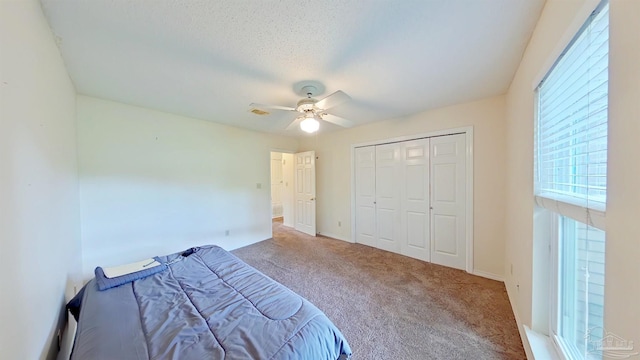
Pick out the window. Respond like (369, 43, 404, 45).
(536, 2, 608, 211)
(535, 2, 609, 360)
(556, 218, 606, 359)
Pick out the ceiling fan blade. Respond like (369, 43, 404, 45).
(249, 103, 296, 112)
(321, 113, 354, 128)
(285, 116, 304, 131)
(314, 90, 351, 110)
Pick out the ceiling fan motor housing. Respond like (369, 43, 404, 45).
(296, 97, 317, 113)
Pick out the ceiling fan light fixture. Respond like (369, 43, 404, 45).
(300, 117, 320, 133)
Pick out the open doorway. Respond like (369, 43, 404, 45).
(270, 151, 294, 230)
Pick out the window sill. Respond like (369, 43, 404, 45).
(524, 326, 562, 360)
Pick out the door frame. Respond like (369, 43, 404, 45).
(350, 126, 474, 274)
(270, 149, 296, 233)
(270, 152, 284, 219)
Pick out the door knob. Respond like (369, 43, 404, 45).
(311, 198, 316, 201)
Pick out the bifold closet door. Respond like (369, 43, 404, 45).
(400, 138, 431, 262)
(354, 146, 376, 247)
(374, 143, 402, 253)
(354, 133, 467, 271)
(430, 134, 466, 270)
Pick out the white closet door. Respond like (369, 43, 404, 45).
(430, 134, 466, 270)
(400, 138, 431, 262)
(354, 146, 376, 247)
(375, 143, 401, 253)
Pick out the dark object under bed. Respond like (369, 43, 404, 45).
(68, 245, 351, 360)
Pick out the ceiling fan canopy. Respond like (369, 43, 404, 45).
(249, 81, 354, 133)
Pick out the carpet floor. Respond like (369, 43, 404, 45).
(232, 220, 525, 360)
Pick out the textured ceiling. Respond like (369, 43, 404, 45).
(40, 0, 544, 136)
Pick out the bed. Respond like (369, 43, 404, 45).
(67, 245, 352, 360)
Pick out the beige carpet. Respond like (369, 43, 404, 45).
(232, 220, 525, 360)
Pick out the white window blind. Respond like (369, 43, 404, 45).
(536, 3, 608, 216)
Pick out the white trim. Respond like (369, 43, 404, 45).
(535, 193, 606, 213)
(506, 284, 561, 360)
(270, 149, 297, 233)
(58, 316, 78, 360)
(551, 334, 572, 360)
(465, 128, 474, 274)
(269, 147, 296, 154)
(472, 270, 504, 282)
(548, 214, 560, 345)
(317, 231, 351, 243)
(524, 326, 562, 360)
(531, 0, 601, 90)
(351, 126, 472, 149)
(350, 126, 474, 274)
(534, 195, 606, 231)
(507, 284, 535, 360)
(350, 149, 356, 247)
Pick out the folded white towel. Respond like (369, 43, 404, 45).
(102, 258, 162, 278)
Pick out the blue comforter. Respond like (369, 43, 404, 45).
(70, 245, 351, 360)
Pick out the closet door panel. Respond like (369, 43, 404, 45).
(375, 143, 401, 253)
(433, 214, 458, 254)
(406, 211, 427, 248)
(400, 139, 431, 261)
(355, 146, 376, 247)
(430, 134, 466, 270)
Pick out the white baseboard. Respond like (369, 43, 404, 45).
(57, 317, 77, 360)
(472, 269, 505, 282)
(316, 231, 352, 243)
(506, 284, 534, 360)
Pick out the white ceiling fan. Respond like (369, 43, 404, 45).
(250, 81, 354, 133)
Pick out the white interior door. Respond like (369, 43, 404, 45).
(375, 143, 401, 253)
(355, 146, 376, 247)
(400, 139, 431, 262)
(294, 151, 316, 236)
(270, 152, 283, 218)
(430, 134, 466, 270)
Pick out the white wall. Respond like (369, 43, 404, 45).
(606, 0, 640, 349)
(0, 1, 81, 359)
(505, 0, 640, 356)
(300, 95, 507, 278)
(76, 96, 298, 277)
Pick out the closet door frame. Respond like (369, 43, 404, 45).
(350, 126, 474, 274)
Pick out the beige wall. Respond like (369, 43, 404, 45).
(0, 1, 81, 359)
(605, 0, 640, 351)
(504, 0, 592, 337)
(300, 95, 507, 278)
(77, 96, 298, 278)
(505, 0, 640, 356)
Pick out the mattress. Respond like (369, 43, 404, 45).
(69, 245, 351, 360)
